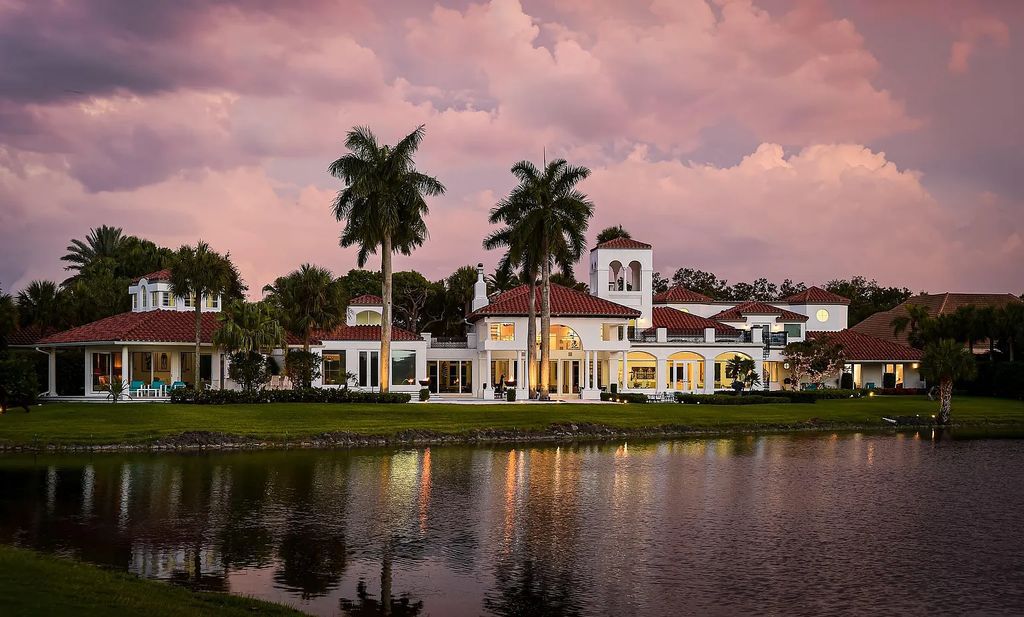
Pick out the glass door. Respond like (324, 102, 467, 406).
(560, 360, 580, 394)
(358, 351, 380, 389)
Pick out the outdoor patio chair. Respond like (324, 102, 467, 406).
(151, 379, 165, 395)
(170, 381, 186, 390)
(129, 380, 146, 396)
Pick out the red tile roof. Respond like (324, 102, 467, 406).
(592, 237, 652, 250)
(37, 310, 223, 345)
(645, 307, 739, 335)
(653, 285, 714, 304)
(851, 293, 1023, 345)
(132, 269, 172, 284)
(348, 294, 383, 306)
(809, 330, 922, 361)
(710, 301, 809, 322)
(314, 324, 420, 342)
(784, 286, 850, 305)
(469, 283, 640, 321)
(6, 324, 58, 346)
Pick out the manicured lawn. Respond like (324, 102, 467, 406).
(0, 545, 302, 617)
(1, 396, 1023, 447)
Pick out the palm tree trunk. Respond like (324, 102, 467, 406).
(938, 376, 953, 425)
(539, 236, 551, 400)
(194, 302, 202, 392)
(380, 234, 393, 394)
(526, 278, 537, 399)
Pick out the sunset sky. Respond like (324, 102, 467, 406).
(1, 0, 1021, 296)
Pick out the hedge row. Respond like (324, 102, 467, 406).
(599, 392, 649, 404)
(675, 393, 793, 405)
(169, 388, 412, 405)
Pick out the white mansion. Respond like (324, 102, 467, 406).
(26, 237, 923, 400)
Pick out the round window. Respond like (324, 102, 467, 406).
(816, 309, 830, 322)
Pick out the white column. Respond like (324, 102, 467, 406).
(211, 349, 221, 389)
(485, 350, 492, 398)
(47, 348, 57, 396)
(121, 346, 129, 388)
(582, 351, 590, 390)
(655, 354, 665, 393)
(620, 350, 627, 390)
(703, 357, 715, 394)
(84, 349, 92, 395)
(610, 354, 619, 392)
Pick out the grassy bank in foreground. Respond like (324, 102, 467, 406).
(1, 396, 1023, 447)
(0, 545, 302, 617)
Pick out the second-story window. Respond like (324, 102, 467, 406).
(205, 295, 219, 309)
(132, 294, 138, 310)
(141, 287, 147, 308)
(489, 322, 515, 341)
(151, 291, 159, 307)
(183, 294, 195, 308)
(162, 292, 175, 308)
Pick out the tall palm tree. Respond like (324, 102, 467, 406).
(329, 125, 445, 393)
(16, 280, 65, 330)
(920, 339, 977, 425)
(486, 159, 593, 399)
(60, 225, 125, 281)
(485, 259, 520, 294)
(262, 264, 345, 352)
(168, 241, 238, 392)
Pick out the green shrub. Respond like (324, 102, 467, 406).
(170, 387, 411, 405)
(505, 388, 516, 402)
(228, 351, 272, 393)
(0, 354, 38, 410)
(600, 391, 648, 403)
(882, 372, 897, 389)
(418, 388, 430, 402)
(675, 393, 792, 405)
(284, 350, 321, 389)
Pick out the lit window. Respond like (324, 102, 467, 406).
(322, 351, 346, 385)
(205, 295, 218, 309)
(141, 286, 147, 307)
(489, 322, 515, 341)
(355, 310, 382, 325)
(391, 350, 417, 386)
(162, 292, 175, 308)
(151, 291, 159, 307)
(183, 294, 195, 308)
(816, 309, 830, 322)
(132, 295, 138, 309)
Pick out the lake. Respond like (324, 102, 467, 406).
(2, 433, 1023, 616)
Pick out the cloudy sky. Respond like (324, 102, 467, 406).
(1, 0, 1021, 296)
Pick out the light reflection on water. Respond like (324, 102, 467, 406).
(2, 432, 1023, 616)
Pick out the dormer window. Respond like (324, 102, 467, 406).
(141, 286, 147, 308)
(162, 292, 175, 308)
(183, 294, 195, 308)
(151, 291, 159, 308)
(132, 294, 138, 310)
(205, 295, 219, 309)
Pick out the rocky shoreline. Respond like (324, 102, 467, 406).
(0, 419, 950, 452)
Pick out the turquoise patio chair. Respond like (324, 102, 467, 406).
(129, 380, 145, 396)
(151, 379, 165, 394)
(170, 381, 186, 391)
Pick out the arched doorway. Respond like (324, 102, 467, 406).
(667, 352, 704, 392)
(623, 351, 657, 390)
(714, 351, 752, 390)
(535, 325, 584, 395)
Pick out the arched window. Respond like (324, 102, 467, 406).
(608, 260, 623, 291)
(355, 310, 382, 325)
(538, 324, 582, 350)
(628, 261, 642, 291)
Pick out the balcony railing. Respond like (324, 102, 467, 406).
(715, 331, 754, 343)
(430, 337, 468, 348)
(767, 332, 788, 346)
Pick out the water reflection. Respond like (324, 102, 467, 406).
(1, 433, 1023, 616)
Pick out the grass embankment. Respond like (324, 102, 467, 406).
(0, 545, 302, 617)
(1, 396, 1023, 449)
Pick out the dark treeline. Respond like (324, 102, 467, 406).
(656, 268, 916, 326)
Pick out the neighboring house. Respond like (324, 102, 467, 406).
(852, 292, 1023, 352)
(19, 240, 926, 400)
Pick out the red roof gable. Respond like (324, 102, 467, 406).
(710, 301, 809, 322)
(469, 283, 640, 321)
(645, 307, 739, 335)
(6, 324, 59, 346)
(314, 324, 420, 342)
(37, 310, 222, 345)
(784, 286, 850, 305)
(592, 237, 652, 250)
(809, 330, 922, 361)
(348, 294, 383, 306)
(132, 269, 172, 284)
(653, 285, 714, 304)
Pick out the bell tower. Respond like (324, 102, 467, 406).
(588, 237, 653, 326)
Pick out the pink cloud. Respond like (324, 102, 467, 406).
(948, 16, 1010, 74)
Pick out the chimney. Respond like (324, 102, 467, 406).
(471, 262, 489, 311)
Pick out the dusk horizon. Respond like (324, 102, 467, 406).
(2, 0, 1022, 296)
